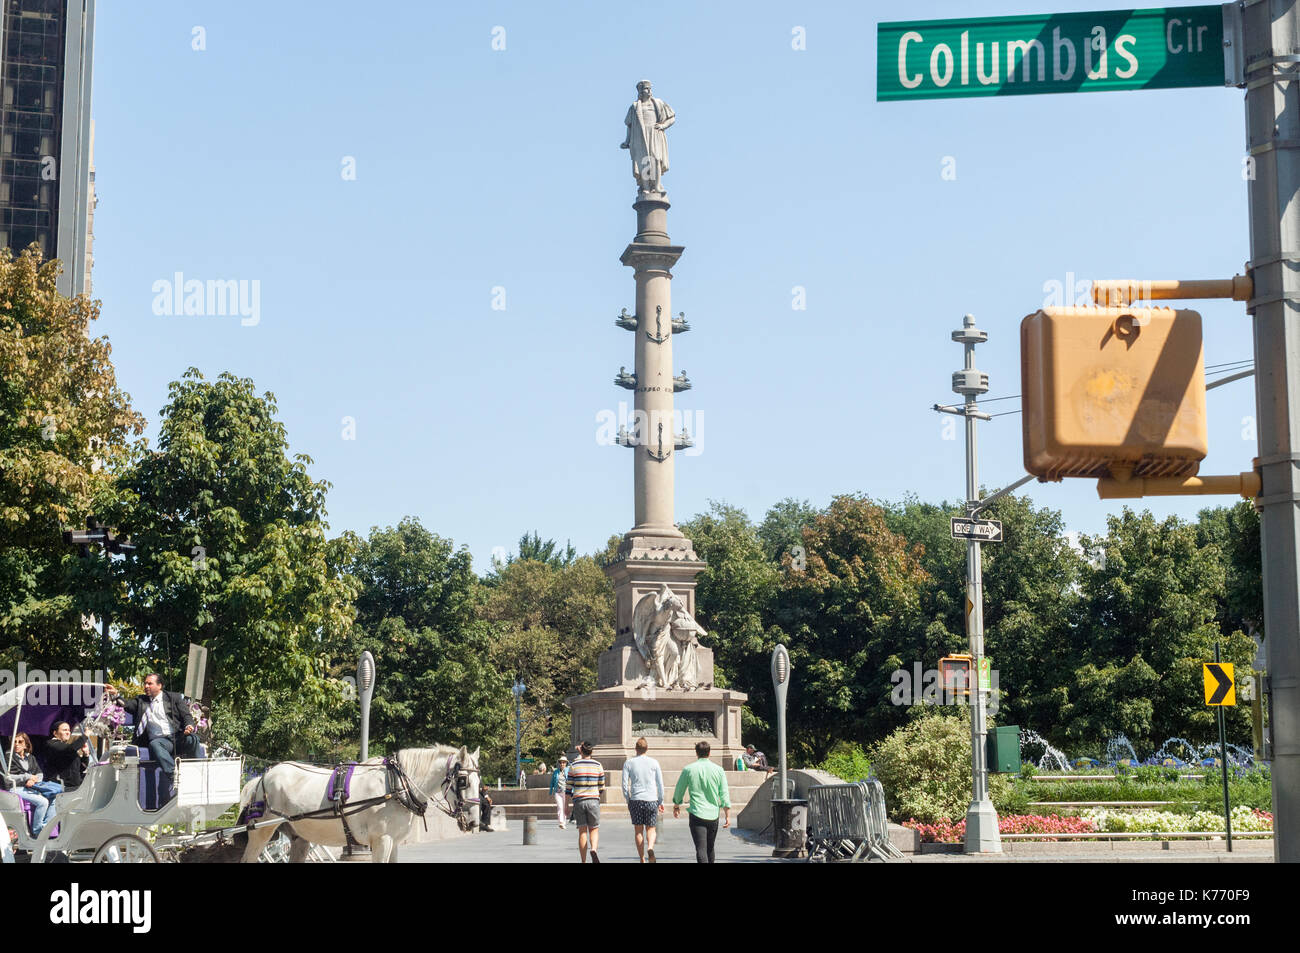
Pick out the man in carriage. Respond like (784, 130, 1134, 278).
(104, 673, 201, 793)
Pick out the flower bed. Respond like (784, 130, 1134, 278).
(904, 808, 1273, 842)
(905, 814, 1097, 843)
(1079, 806, 1273, 834)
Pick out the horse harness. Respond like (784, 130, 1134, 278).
(246, 752, 477, 838)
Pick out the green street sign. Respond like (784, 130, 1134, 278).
(878, 6, 1228, 101)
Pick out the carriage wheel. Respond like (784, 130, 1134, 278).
(92, 834, 159, 863)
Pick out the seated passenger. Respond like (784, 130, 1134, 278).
(104, 673, 199, 793)
(45, 722, 90, 791)
(6, 733, 62, 836)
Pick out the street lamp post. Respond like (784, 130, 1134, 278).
(61, 517, 135, 674)
(357, 651, 375, 761)
(770, 643, 806, 858)
(512, 676, 526, 787)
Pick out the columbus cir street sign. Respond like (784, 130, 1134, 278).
(878, 6, 1234, 101)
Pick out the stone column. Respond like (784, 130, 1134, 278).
(565, 115, 746, 775)
(621, 195, 685, 537)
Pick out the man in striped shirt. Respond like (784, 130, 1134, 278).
(565, 741, 605, 863)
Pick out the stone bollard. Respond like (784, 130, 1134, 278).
(523, 815, 538, 845)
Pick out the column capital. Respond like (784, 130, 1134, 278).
(620, 243, 684, 273)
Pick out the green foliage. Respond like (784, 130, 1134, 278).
(210, 686, 353, 763)
(813, 741, 872, 783)
(513, 531, 577, 569)
(478, 554, 614, 769)
(340, 518, 503, 757)
(1066, 509, 1255, 755)
(0, 247, 145, 670)
(105, 369, 357, 713)
(869, 709, 1014, 824)
(679, 501, 780, 742)
(757, 497, 820, 562)
(769, 494, 931, 760)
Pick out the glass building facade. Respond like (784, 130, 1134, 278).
(0, 0, 94, 297)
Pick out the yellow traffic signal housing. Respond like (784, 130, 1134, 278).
(939, 654, 973, 697)
(1021, 306, 1207, 481)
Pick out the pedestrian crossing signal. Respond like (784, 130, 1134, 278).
(940, 654, 973, 698)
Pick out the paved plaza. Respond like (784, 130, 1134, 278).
(399, 822, 1275, 863)
(401, 816, 785, 863)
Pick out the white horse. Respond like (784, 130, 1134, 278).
(238, 745, 481, 863)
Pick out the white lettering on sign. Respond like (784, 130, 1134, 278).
(895, 25, 1144, 91)
(899, 31, 924, 88)
(1166, 18, 1210, 54)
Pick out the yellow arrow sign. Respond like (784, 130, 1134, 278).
(1203, 663, 1235, 706)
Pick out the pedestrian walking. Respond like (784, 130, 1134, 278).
(566, 741, 605, 863)
(550, 755, 570, 828)
(621, 737, 664, 863)
(672, 740, 730, 864)
(479, 782, 494, 832)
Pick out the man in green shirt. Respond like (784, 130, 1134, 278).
(672, 740, 730, 863)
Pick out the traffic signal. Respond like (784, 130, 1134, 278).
(939, 654, 973, 698)
(1021, 306, 1207, 482)
(545, 714, 553, 736)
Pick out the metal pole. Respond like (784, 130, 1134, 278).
(772, 645, 790, 798)
(357, 651, 375, 761)
(1243, 0, 1300, 863)
(513, 677, 524, 787)
(100, 541, 111, 672)
(1216, 642, 1233, 852)
(100, 610, 110, 676)
(952, 314, 1000, 854)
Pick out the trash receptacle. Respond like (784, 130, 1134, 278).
(772, 798, 808, 858)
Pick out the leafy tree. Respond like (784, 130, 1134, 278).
(513, 531, 576, 569)
(680, 502, 780, 730)
(0, 248, 144, 670)
(883, 494, 1082, 739)
(757, 497, 821, 563)
(1068, 509, 1254, 754)
(341, 519, 503, 755)
(1197, 502, 1262, 643)
(478, 555, 614, 773)
(768, 494, 930, 760)
(105, 369, 357, 717)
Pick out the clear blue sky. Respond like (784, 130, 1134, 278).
(89, 1, 1257, 571)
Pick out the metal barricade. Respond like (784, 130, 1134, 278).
(805, 779, 904, 862)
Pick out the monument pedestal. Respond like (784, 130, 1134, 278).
(565, 545, 747, 772)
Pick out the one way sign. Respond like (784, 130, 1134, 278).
(951, 517, 1003, 543)
(1203, 663, 1236, 707)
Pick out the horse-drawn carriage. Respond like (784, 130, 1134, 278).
(2, 680, 483, 863)
(1, 681, 242, 862)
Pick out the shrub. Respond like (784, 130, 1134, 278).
(815, 742, 872, 782)
(869, 709, 1015, 824)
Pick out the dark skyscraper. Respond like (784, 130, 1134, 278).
(0, 0, 95, 297)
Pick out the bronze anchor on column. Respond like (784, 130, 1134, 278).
(647, 421, 672, 461)
(646, 305, 670, 344)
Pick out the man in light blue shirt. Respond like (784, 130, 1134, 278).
(621, 737, 665, 863)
